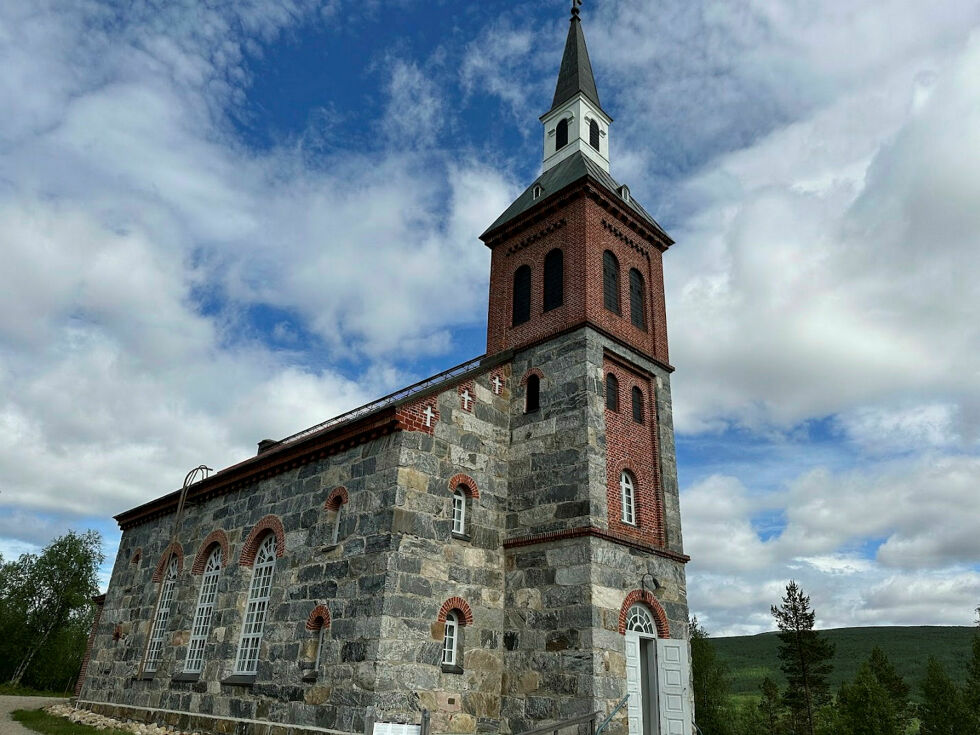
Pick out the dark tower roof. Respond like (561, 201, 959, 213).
(547, 6, 605, 117)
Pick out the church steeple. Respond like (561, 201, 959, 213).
(540, 2, 612, 174)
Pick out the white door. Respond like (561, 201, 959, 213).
(656, 639, 692, 735)
(625, 631, 645, 735)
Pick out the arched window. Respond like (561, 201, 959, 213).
(525, 374, 540, 413)
(452, 488, 467, 536)
(235, 535, 277, 675)
(184, 546, 221, 673)
(589, 119, 600, 150)
(632, 387, 644, 424)
(556, 118, 569, 150)
(620, 470, 637, 525)
(606, 373, 619, 411)
(629, 268, 646, 330)
(603, 251, 620, 314)
(331, 501, 346, 545)
(443, 611, 461, 668)
(513, 265, 531, 326)
(626, 604, 656, 634)
(145, 557, 178, 673)
(543, 249, 564, 312)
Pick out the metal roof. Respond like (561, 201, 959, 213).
(481, 151, 669, 241)
(548, 13, 604, 116)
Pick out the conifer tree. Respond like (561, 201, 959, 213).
(758, 676, 784, 735)
(770, 581, 835, 735)
(838, 662, 900, 735)
(919, 657, 971, 735)
(866, 646, 911, 733)
(690, 617, 736, 735)
(965, 635, 980, 733)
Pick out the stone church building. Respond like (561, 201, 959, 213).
(77, 7, 694, 735)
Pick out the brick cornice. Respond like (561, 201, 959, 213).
(503, 525, 690, 563)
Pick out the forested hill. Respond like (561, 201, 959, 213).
(713, 626, 977, 697)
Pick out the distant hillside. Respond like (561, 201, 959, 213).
(712, 626, 977, 699)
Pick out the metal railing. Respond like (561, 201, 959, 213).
(276, 353, 490, 447)
(520, 694, 631, 735)
(595, 695, 630, 735)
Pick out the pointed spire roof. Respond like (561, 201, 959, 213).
(547, 4, 605, 116)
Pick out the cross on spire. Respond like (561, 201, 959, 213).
(571, 0, 583, 18)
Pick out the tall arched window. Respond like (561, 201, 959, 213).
(235, 535, 277, 675)
(525, 374, 540, 413)
(543, 249, 564, 312)
(184, 546, 222, 673)
(589, 119, 600, 150)
(443, 611, 461, 668)
(629, 268, 646, 330)
(606, 373, 619, 411)
(620, 470, 637, 525)
(632, 387, 644, 424)
(145, 557, 178, 672)
(556, 118, 569, 150)
(603, 251, 620, 314)
(512, 265, 531, 326)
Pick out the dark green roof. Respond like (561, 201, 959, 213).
(481, 152, 669, 241)
(548, 14, 604, 116)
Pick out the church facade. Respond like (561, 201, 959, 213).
(76, 8, 694, 735)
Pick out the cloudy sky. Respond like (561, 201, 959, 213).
(1, 0, 978, 636)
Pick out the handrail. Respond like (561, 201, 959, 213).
(594, 694, 630, 735)
(518, 711, 599, 735)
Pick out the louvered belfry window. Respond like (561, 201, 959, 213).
(589, 119, 600, 150)
(603, 251, 620, 313)
(629, 268, 646, 330)
(606, 373, 619, 411)
(556, 118, 569, 150)
(512, 265, 532, 326)
(185, 546, 221, 673)
(543, 249, 564, 312)
(235, 535, 276, 675)
(632, 387, 644, 424)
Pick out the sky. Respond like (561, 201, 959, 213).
(0, 0, 978, 637)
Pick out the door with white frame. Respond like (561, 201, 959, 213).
(623, 604, 692, 735)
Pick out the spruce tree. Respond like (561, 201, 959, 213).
(867, 646, 911, 733)
(838, 662, 900, 735)
(758, 676, 783, 735)
(690, 617, 736, 735)
(919, 657, 971, 735)
(965, 635, 980, 733)
(770, 581, 835, 735)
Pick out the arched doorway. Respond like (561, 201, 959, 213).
(624, 604, 659, 735)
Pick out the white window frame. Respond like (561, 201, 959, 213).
(452, 489, 466, 535)
(145, 557, 178, 672)
(621, 470, 637, 525)
(234, 535, 277, 675)
(442, 611, 459, 666)
(626, 604, 656, 634)
(184, 546, 222, 673)
(315, 625, 327, 669)
(331, 503, 344, 545)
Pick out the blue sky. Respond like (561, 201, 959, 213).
(1, 0, 979, 635)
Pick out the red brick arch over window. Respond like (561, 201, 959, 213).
(449, 473, 480, 499)
(305, 604, 331, 631)
(191, 530, 230, 574)
(520, 368, 544, 387)
(238, 515, 286, 567)
(437, 597, 474, 626)
(618, 590, 670, 638)
(324, 486, 349, 511)
(151, 542, 184, 583)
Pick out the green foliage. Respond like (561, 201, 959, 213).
(965, 635, 980, 729)
(0, 683, 68, 697)
(771, 581, 835, 735)
(690, 617, 736, 735)
(0, 530, 104, 690)
(757, 676, 783, 735)
(713, 626, 977, 698)
(867, 647, 912, 733)
(12, 709, 131, 735)
(838, 662, 901, 735)
(918, 657, 973, 735)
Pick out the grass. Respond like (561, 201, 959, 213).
(12, 709, 131, 735)
(713, 625, 978, 699)
(0, 683, 68, 698)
